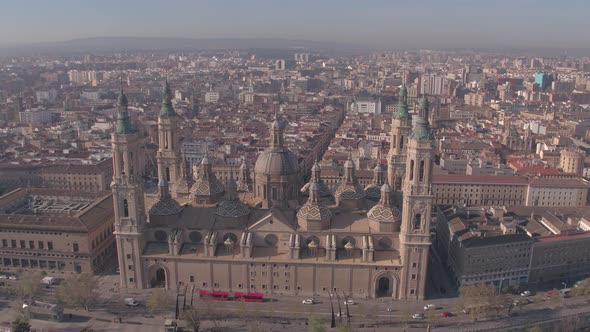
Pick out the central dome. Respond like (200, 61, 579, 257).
(254, 147, 299, 176)
(254, 118, 299, 177)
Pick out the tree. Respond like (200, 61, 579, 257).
(16, 272, 43, 303)
(56, 273, 99, 311)
(11, 318, 30, 332)
(308, 315, 327, 332)
(181, 306, 200, 332)
(527, 326, 543, 332)
(571, 278, 590, 297)
(79, 329, 96, 332)
(146, 288, 172, 314)
(459, 283, 499, 320)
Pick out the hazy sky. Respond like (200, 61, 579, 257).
(1, 0, 589, 48)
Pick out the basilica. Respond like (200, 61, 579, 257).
(112, 82, 434, 300)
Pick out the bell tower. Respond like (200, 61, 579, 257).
(157, 79, 181, 189)
(387, 84, 413, 196)
(399, 96, 434, 300)
(112, 86, 146, 289)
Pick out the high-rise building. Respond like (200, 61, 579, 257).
(534, 72, 553, 90)
(420, 75, 447, 96)
(275, 59, 285, 70)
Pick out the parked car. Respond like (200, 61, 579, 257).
(343, 299, 355, 305)
(387, 307, 394, 312)
(423, 304, 436, 310)
(520, 291, 531, 297)
(302, 299, 315, 305)
(124, 298, 140, 306)
(8, 276, 17, 280)
(442, 311, 452, 317)
(412, 313, 425, 319)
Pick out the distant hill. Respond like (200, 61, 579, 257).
(0, 37, 371, 57)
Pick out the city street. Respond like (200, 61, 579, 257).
(0, 273, 588, 331)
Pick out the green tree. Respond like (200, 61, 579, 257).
(308, 315, 326, 332)
(11, 317, 30, 332)
(527, 326, 543, 332)
(56, 273, 99, 311)
(16, 272, 43, 303)
(146, 288, 172, 314)
(459, 283, 499, 320)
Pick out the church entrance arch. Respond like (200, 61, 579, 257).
(148, 264, 168, 289)
(374, 273, 396, 298)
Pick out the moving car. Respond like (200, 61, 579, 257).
(423, 304, 436, 310)
(302, 299, 315, 305)
(520, 290, 531, 297)
(343, 299, 355, 305)
(412, 313, 425, 319)
(124, 298, 140, 306)
(442, 311, 452, 317)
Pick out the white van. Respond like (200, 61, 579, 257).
(41, 276, 56, 286)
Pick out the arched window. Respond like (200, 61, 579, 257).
(73, 242, 79, 252)
(413, 213, 421, 230)
(400, 136, 404, 150)
(170, 133, 174, 149)
(123, 199, 129, 217)
(189, 231, 202, 243)
(165, 167, 170, 182)
(419, 160, 425, 182)
(409, 160, 414, 180)
(392, 135, 397, 149)
(154, 230, 167, 242)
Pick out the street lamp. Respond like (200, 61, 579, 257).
(343, 292, 351, 325)
(335, 292, 343, 323)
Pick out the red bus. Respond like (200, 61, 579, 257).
(233, 292, 264, 302)
(199, 290, 229, 301)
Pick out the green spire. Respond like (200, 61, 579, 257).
(160, 79, 176, 118)
(410, 96, 433, 141)
(395, 83, 410, 120)
(115, 86, 134, 134)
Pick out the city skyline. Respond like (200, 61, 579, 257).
(1, 0, 589, 49)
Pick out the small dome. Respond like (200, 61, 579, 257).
(224, 237, 234, 245)
(216, 200, 250, 218)
(344, 241, 354, 249)
(190, 179, 224, 196)
(335, 183, 366, 200)
(297, 203, 332, 221)
(367, 204, 401, 223)
(381, 183, 391, 193)
(148, 197, 183, 216)
(201, 155, 210, 165)
(171, 177, 194, 195)
(308, 240, 318, 248)
(254, 148, 299, 177)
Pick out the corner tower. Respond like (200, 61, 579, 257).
(112, 86, 147, 289)
(387, 84, 413, 194)
(157, 80, 181, 189)
(399, 96, 434, 300)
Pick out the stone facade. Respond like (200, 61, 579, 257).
(114, 87, 435, 300)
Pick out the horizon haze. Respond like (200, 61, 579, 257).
(1, 0, 589, 49)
